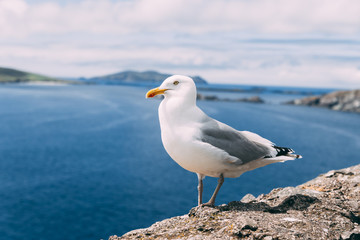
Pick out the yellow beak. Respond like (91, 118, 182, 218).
(146, 87, 167, 98)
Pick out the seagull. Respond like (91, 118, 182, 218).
(146, 75, 302, 206)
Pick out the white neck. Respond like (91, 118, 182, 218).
(158, 93, 207, 132)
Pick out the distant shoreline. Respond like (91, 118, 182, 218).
(286, 89, 360, 113)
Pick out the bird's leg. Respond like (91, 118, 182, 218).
(197, 173, 204, 206)
(203, 173, 224, 206)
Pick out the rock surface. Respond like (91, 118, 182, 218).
(109, 164, 360, 240)
(287, 89, 360, 113)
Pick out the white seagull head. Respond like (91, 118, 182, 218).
(145, 75, 197, 101)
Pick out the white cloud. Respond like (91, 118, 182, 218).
(0, 0, 27, 14)
(1, 0, 360, 37)
(0, 0, 359, 88)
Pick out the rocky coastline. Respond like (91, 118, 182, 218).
(286, 89, 360, 113)
(109, 164, 360, 240)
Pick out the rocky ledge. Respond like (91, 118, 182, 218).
(109, 164, 360, 240)
(287, 89, 360, 113)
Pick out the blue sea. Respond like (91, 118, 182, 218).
(0, 84, 359, 240)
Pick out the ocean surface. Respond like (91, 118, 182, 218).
(0, 84, 359, 240)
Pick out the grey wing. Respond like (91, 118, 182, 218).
(199, 120, 271, 164)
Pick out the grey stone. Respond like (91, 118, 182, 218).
(240, 193, 256, 203)
(271, 186, 323, 199)
(341, 231, 353, 239)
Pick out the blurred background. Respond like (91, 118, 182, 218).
(0, 0, 359, 240)
(1, 0, 360, 88)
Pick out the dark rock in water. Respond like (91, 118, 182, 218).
(197, 93, 219, 101)
(237, 96, 264, 103)
(109, 164, 360, 240)
(287, 89, 360, 113)
(197, 93, 264, 103)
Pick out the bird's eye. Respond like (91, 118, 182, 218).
(173, 80, 179, 85)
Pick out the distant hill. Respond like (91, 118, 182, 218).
(87, 70, 208, 85)
(0, 67, 70, 84)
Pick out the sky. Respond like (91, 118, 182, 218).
(0, 0, 360, 88)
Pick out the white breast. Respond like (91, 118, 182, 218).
(158, 99, 237, 177)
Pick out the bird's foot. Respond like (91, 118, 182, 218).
(200, 201, 215, 207)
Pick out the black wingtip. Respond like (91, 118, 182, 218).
(273, 146, 296, 157)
